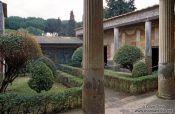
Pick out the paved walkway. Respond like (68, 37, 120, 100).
(61, 88, 175, 114)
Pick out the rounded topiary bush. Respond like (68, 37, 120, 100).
(71, 47, 83, 67)
(35, 56, 57, 77)
(28, 61, 54, 93)
(113, 45, 143, 71)
(0, 32, 42, 92)
(132, 59, 148, 77)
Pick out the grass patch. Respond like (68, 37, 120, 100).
(105, 69, 131, 78)
(7, 77, 66, 95)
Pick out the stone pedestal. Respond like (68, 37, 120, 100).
(145, 21, 152, 74)
(82, 0, 105, 113)
(158, 0, 175, 99)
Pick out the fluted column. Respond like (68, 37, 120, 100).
(145, 21, 152, 74)
(0, 1, 4, 34)
(0, 2, 4, 75)
(82, 0, 104, 114)
(158, 0, 175, 99)
(114, 27, 119, 54)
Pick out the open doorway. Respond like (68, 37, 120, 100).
(152, 47, 159, 71)
(104, 46, 107, 66)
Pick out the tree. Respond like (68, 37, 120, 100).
(113, 45, 143, 71)
(28, 61, 54, 93)
(68, 11, 76, 36)
(5, 16, 25, 30)
(5, 17, 46, 31)
(0, 32, 42, 93)
(59, 20, 69, 36)
(105, 0, 136, 18)
(25, 17, 46, 31)
(44, 18, 62, 35)
(26, 27, 44, 36)
(76, 22, 83, 28)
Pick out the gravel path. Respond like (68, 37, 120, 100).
(60, 88, 175, 114)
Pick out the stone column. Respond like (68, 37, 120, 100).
(82, 0, 104, 114)
(0, 1, 4, 34)
(158, 0, 175, 99)
(114, 27, 119, 53)
(145, 21, 152, 74)
(0, 2, 4, 76)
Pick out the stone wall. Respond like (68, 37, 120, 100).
(40, 44, 81, 66)
(105, 21, 160, 61)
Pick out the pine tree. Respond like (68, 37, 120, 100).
(105, 0, 136, 19)
(68, 10, 76, 36)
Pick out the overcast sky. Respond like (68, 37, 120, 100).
(2, 0, 159, 22)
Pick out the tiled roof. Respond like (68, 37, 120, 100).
(35, 36, 83, 44)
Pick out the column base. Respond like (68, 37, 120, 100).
(157, 93, 175, 100)
(158, 63, 175, 100)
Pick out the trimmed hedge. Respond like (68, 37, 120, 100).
(58, 64, 83, 78)
(0, 87, 82, 114)
(57, 71, 83, 88)
(58, 64, 158, 94)
(104, 71, 158, 94)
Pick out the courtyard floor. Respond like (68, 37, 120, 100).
(61, 88, 175, 114)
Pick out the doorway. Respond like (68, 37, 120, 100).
(152, 47, 159, 71)
(104, 46, 107, 66)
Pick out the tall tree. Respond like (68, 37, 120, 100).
(5, 16, 24, 30)
(68, 11, 76, 36)
(44, 18, 61, 35)
(105, 0, 136, 19)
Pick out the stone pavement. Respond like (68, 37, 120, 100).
(60, 88, 175, 114)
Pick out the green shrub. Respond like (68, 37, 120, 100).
(35, 56, 57, 77)
(71, 47, 83, 67)
(58, 64, 158, 94)
(132, 59, 149, 77)
(0, 32, 42, 92)
(113, 45, 143, 71)
(26, 56, 57, 77)
(0, 88, 82, 113)
(28, 61, 54, 93)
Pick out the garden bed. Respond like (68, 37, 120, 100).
(57, 71, 83, 88)
(58, 64, 158, 94)
(0, 77, 82, 114)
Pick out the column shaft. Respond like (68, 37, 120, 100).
(0, 2, 4, 75)
(145, 21, 152, 74)
(0, 2, 4, 34)
(82, 0, 104, 113)
(158, 0, 175, 99)
(114, 27, 119, 53)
